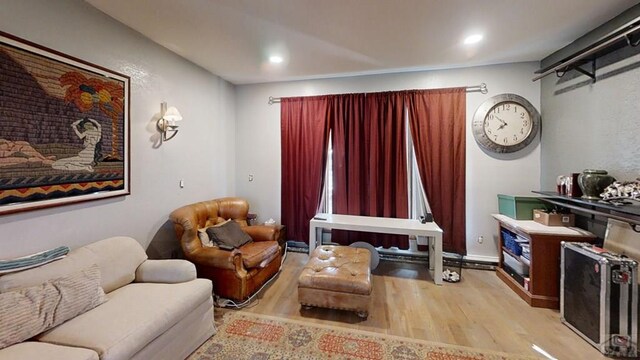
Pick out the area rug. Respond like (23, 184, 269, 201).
(189, 311, 539, 360)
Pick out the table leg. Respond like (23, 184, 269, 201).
(308, 224, 318, 254)
(426, 236, 435, 271)
(434, 232, 443, 285)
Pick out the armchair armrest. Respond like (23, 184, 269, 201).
(134, 259, 196, 283)
(188, 247, 246, 274)
(243, 225, 278, 242)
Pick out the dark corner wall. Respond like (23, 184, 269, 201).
(540, 4, 640, 188)
(540, 4, 640, 237)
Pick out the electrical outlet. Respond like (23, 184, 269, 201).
(477, 236, 484, 244)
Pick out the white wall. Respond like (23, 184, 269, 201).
(540, 6, 640, 189)
(0, 0, 236, 258)
(235, 63, 540, 260)
(541, 49, 640, 189)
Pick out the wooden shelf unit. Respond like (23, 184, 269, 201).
(493, 214, 597, 309)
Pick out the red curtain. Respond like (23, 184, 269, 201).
(331, 92, 409, 249)
(330, 94, 366, 217)
(280, 96, 331, 243)
(280, 89, 466, 253)
(330, 94, 365, 246)
(407, 88, 466, 254)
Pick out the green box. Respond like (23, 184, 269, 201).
(497, 194, 546, 220)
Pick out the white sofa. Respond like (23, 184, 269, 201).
(0, 236, 215, 360)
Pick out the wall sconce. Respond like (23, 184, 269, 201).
(157, 102, 183, 142)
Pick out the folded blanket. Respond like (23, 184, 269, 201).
(0, 246, 69, 274)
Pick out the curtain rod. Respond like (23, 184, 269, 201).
(268, 83, 488, 105)
(532, 15, 640, 82)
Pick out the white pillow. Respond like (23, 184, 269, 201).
(197, 229, 214, 247)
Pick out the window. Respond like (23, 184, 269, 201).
(320, 110, 430, 220)
(319, 133, 333, 214)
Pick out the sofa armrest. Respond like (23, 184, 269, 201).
(243, 225, 278, 242)
(134, 259, 197, 283)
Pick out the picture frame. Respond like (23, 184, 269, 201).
(0, 31, 130, 215)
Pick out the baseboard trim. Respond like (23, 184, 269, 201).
(464, 254, 499, 264)
(286, 241, 499, 268)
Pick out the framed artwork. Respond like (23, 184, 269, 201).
(0, 31, 130, 215)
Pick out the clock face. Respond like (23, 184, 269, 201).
(472, 94, 540, 154)
(483, 101, 533, 147)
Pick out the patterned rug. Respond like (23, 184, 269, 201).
(189, 311, 539, 360)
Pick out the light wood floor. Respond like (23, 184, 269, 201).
(233, 251, 605, 360)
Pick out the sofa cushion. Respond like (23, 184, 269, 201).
(0, 342, 99, 360)
(0, 265, 106, 350)
(0, 237, 147, 294)
(238, 241, 280, 269)
(205, 220, 252, 248)
(37, 279, 212, 360)
(82, 237, 148, 293)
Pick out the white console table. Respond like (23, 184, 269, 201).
(309, 213, 444, 285)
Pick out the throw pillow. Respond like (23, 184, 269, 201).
(198, 219, 232, 247)
(0, 246, 69, 274)
(0, 264, 106, 350)
(197, 229, 214, 247)
(205, 220, 253, 248)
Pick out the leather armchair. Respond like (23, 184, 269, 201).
(170, 197, 282, 302)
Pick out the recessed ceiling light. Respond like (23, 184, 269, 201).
(269, 55, 283, 64)
(463, 34, 483, 45)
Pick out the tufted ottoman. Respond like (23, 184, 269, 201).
(298, 245, 372, 318)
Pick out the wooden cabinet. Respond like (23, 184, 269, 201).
(493, 214, 597, 309)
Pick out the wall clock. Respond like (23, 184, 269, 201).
(472, 93, 540, 153)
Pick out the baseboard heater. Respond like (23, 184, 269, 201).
(285, 241, 496, 270)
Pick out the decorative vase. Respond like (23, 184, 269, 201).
(578, 169, 616, 200)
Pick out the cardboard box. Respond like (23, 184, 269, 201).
(533, 209, 575, 227)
